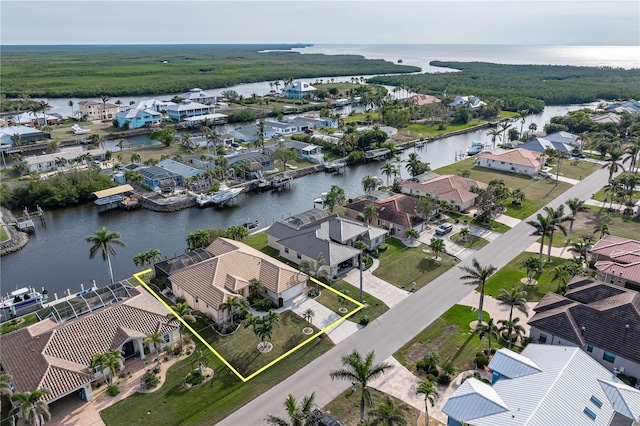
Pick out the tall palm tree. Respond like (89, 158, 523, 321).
(329, 350, 393, 421)
(265, 392, 316, 426)
(361, 175, 379, 194)
(476, 317, 499, 355)
(496, 286, 528, 348)
(363, 203, 378, 224)
(166, 301, 196, 348)
(518, 109, 529, 137)
(550, 264, 572, 294)
(565, 198, 587, 242)
(68, 100, 74, 119)
(10, 389, 51, 426)
(623, 138, 640, 174)
(100, 95, 110, 120)
(104, 349, 124, 382)
(416, 379, 439, 426)
(543, 205, 569, 262)
(499, 121, 512, 145)
(520, 256, 541, 283)
(368, 395, 408, 426)
(220, 296, 242, 327)
(1, 374, 14, 413)
(601, 149, 626, 182)
(38, 101, 50, 127)
(486, 128, 502, 148)
(526, 213, 550, 267)
(380, 162, 397, 187)
(144, 332, 165, 365)
(459, 258, 497, 325)
(86, 227, 125, 284)
(404, 152, 424, 177)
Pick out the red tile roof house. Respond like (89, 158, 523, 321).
(0, 287, 179, 408)
(589, 235, 640, 291)
(400, 174, 487, 212)
(344, 193, 425, 238)
(528, 277, 640, 381)
(166, 238, 309, 324)
(474, 148, 543, 176)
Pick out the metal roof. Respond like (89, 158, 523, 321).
(489, 348, 542, 379)
(92, 184, 134, 199)
(442, 378, 509, 422)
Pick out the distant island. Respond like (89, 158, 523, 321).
(0, 44, 420, 98)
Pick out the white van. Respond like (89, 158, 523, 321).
(435, 223, 453, 236)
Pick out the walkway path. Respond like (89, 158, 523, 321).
(342, 258, 411, 308)
(219, 168, 611, 425)
(457, 291, 538, 335)
(524, 242, 576, 259)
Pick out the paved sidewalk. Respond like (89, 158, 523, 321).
(524, 242, 576, 259)
(494, 214, 521, 227)
(343, 258, 411, 308)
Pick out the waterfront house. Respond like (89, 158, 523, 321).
(77, 100, 119, 121)
(442, 344, 640, 426)
(544, 131, 579, 146)
(607, 99, 640, 115)
(282, 81, 317, 99)
(528, 277, 640, 380)
(0, 125, 50, 146)
(131, 99, 177, 112)
(138, 165, 183, 188)
(474, 148, 543, 176)
(114, 108, 163, 129)
(166, 100, 214, 121)
(264, 119, 310, 135)
(165, 238, 308, 323)
(263, 140, 323, 163)
(0, 286, 179, 408)
(400, 174, 487, 212)
(12, 111, 60, 126)
(25, 148, 106, 174)
(227, 151, 275, 179)
(519, 137, 573, 153)
(177, 88, 217, 105)
(156, 159, 205, 181)
(344, 192, 425, 238)
(448, 95, 486, 110)
(406, 94, 441, 106)
(589, 235, 640, 290)
(229, 124, 277, 142)
(182, 113, 228, 127)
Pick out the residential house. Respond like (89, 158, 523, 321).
(449, 95, 486, 110)
(229, 124, 277, 143)
(131, 99, 177, 112)
(519, 137, 574, 153)
(166, 100, 215, 121)
(114, 109, 163, 129)
(224, 151, 275, 179)
(178, 88, 217, 105)
(589, 235, 640, 291)
(165, 238, 309, 323)
(607, 99, 640, 115)
(266, 209, 387, 277)
(11, 111, 60, 126)
(528, 277, 640, 380)
(282, 81, 317, 99)
(400, 174, 487, 212)
(0, 286, 179, 407)
(77, 100, 119, 121)
(590, 112, 623, 125)
(182, 113, 227, 126)
(344, 191, 425, 238)
(299, 111, 337, 128)
(544, 131, 579, 146)
(264, 140, 323, 163)
(406, 94, 441, 106)
(25, 148, 106, 173)
(156, 159, 204, 181)
(474, 148, 543, 176)
(154, 248, 213, 285)
(442, 344, 640, 426)
(265, 119, 312, 135)
(138, 165, 183, 188)
(0, 126, 50, 146)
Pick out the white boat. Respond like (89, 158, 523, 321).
(467, 141, 485, 156)
(195, 185, 243, 207)
(1, 287, 48, 310)
(314, 192, 328, 204)
(71, 124, 91, 135)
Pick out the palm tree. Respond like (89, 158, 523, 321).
(90, 352, 110, 384)
(527, 213, 550, 268)
(459, 227, 470, 243)
(550, 264, 573, 294)
(68, 100, 74, 118)
(302, 308, 315, 326)
(429, 237, 445, 260)
(422, 351, 440, 374)
(249, 278, 265, 299)
(486, 128, 502, 148)
(265, 392, 316, 426)
(166, 301, 196, 348)
(363, 203, 378, 224)
(86, 227, 125, 284)
(130, 152, 141, 163)
(38, 101, 50, 126)
(100, 95, 110, 120)
(476, 317, 499, 355)
(10, 389, 51, 426)
(499, 121, 512, 145)
(405, 152, 424, 177)
(144, 332, 165, 365)
(416, 379, 439, 426)
(601, 149, 626, 182)
(623, 138, 640, 174)
(520, 256, 541, 283)
(300, 253, 330, 286)
(368, 395, 408, 426)
(565, 198, 587, 241)
(543, 205, 569, 262)
(518, 109, 529, 137)
(459, 258, 497, 325)
(380, 162, 397, 186)
(329, 350, 393, 421)
(361, 175, 379, 194)
(570, 239, 590, 263)
(104, 349, 124, 382)
(220, 296, 243, 327)
(593, 223, 610, 240)
(510, 188, 525, 205)
(498, 317, 526, 348)
(496, 286, 528, 348)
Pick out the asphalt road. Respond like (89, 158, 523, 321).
(219, 168, 611, 425)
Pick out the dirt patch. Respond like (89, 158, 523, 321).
(404, 325, 459, 365)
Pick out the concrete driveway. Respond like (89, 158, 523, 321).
(342, 258, 411, 308)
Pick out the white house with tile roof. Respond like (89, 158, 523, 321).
(474, 148, 543, 176)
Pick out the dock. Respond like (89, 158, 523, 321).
(8, 206, 46, 233)
(365, 148, 391, 161)
(324, 160, 346, 173)
(93, 184, 139, 210)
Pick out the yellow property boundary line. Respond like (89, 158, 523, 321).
(133, 271, 365, 382)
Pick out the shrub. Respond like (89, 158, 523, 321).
(152, 367, 161, 375)
(141, 371, 159, 389)
(416, 360, 426, 372)
(437, 374, 452, 386)
(164, 356, 169, 362)
(254, 298, 275, 312)
(225, 325, 236, 334)
(173, 346, 182, 356)
(186, 371, 204, 386)
(359, 316, 369, 326)
(144, 347, 150, 356)
(426, 374, 436, 382)
(377, 243, 388, 252)
(475, 354, 489, 369)
(107, 385, 119, 397)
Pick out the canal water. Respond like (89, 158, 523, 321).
(0, 103, 596, 298)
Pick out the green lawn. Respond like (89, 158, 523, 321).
(0, 313, 38, 335)
(435, 158, 571, 219)
(548, 159, 601, 180)
(324, 387, 421, 426)
(444, 212, 511, 234)
(591, 187, 640, 204)
(483, 252, 571, 302)
(570, 207, 640, 241)
(316, 280, 389, 322)
(394, 305, 495, 372)
(373, 238, 459, 291)
(450, 233, 489, 249)
(0, 226, 8, 243)
(101, 315, 333, 426)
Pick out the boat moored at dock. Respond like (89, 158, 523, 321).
(195, 185, 243, 207)
(1, 287, 48, 310)
(467, 141, 485, 156)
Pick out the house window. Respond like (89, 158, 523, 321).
(603, 351, 615, 363)
(284, 247, 289, 254)
(583, 407, 597, 420)
(163, 334, 170, 343)
(586, 344, 593, 353)
(538, 333, 547, 343)
(590, 395, 603, 408)
(297, 253, 302, 259)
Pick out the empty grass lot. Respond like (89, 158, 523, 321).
(394, 304, 495, 373)
(434, 158, 572, 218)
(0, 226, 8, 243)
(450, 232, 489, 249)
(548, 158, 601, 181)
(373, 238, 458, 291)
(316, 280, 389, 322)
(101, 315, 333, 426)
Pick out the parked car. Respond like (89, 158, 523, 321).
(572, 151, 586, 158)
(435, 223, 453, 236)
(538, 170, 552, 178)
(304, 128, 314, 134)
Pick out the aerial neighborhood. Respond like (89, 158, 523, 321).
(1, 43, 640, 426)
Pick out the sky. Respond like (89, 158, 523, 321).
(1, 0, 639, 46)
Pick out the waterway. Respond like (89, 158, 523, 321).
(0, 103, 597, 298)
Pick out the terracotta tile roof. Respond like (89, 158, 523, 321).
(0, 289, 177, 402)
(477, 148, 542, 168)
(529, 280, 640, 363)
(595, 260, 640, 285)
(590, 235, 640, 264)
(400, 175, 486, 204)
(169, 238, 307, 310)
(407, 94, 441, 106)
(345, 194, 424, 228)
